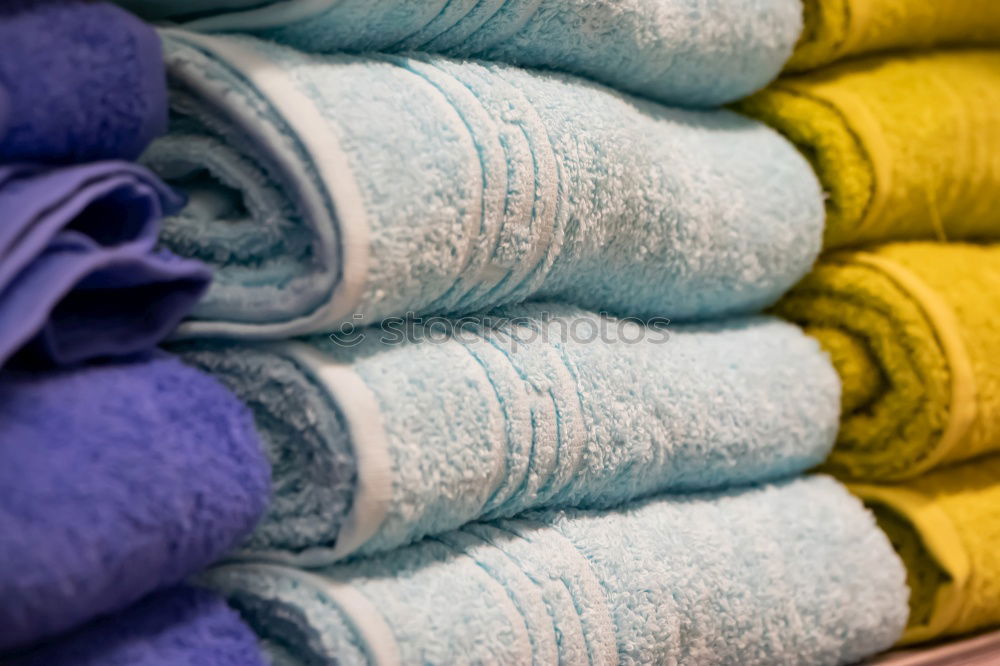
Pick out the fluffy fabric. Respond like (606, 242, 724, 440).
(177, 304, 841, 564)
(774, 242, 1000, 481)
(203, 476, 908, 666)
(4, 586, 267, 666)
(0, 1, 167, 164)
(116, 0, 801, 107)
(852, 456, 1000, 645)
(738, 50, 1000, 249)
(0, 353, 270, 652)
(0, 163, 210, 368)
(789, 0, 1000, 71)
(148, 32, 823, 340)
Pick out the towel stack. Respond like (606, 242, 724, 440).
(739, 0, 1000, 647)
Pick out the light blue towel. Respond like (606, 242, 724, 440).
(177, 304, 841, 564)
(202, 475, 909, 666)
(149, 32, 824, 340)
(117, 0, 801, 107)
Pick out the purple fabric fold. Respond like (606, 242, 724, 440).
(0, 353, 270, 652)
(0, 162, 210, 368)
(0, 0, 168, 164)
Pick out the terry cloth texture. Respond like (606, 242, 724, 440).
(0, 163, 210, 368)
(177, 304, 841, 564)
(202, 476, 909, 666)
(789, 0, 1000, 72)
(737, 50, 1000, 250)
(0, 0, 167, 164)
(149, 31, 824, 340)
(0, 353, 270, 652)
(4, 586, 267, 666)
(852, 456, 1000, 646)
(115, 0, 802, 108)
(774, 242, 1000, 482)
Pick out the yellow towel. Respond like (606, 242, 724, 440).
(774, 242, 1000, 481)
(851, 456, 1000, 645)
(789, 0, 1000, 71)
(737, 50, 1000, 250)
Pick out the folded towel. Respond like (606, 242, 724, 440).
(852, 456, 1000, 645)
(737, 50, 1000, 250)
(177, 304, 840, 564)
(0, 1, 167, 164)
(789, 0, 1000, 72)
(0, 353, 270, 652)
(203, 475, 908, 665)
(149, 32, 824, 340)
(0, 163, 210, 368)
(774, 242, 1000, 481)
(5, 586, 266, 666)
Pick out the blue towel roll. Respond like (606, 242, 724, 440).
(149, 32, 824, 339)
(178, 304, 840, 564)
(202, 476, 909, 665)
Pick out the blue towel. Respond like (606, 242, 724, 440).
(117, 0, 802, 107)
(0, 353, 270, 652)
(149, 32, 824, 340)
(177, 304, 840, 564)
(4, 586, 267, 666)
(0, 1, 167, 164)
(0, 163, 210, 368)
(202, 476, 909, 665)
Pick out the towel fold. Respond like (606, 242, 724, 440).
(738, 50, 1000, 250)
(789, 0, 1000, 72)
(0, 1, 167, 164)
(0, 353, 270, 652)
(178, 304, 840, 564)
(203, 475, 908, 666)
(0, 163, 211, 368)
(774, 243, 1000, 481)
(4, 586, 267, 666)
(852, 456, 1000, 646)
(115, 0, 801, 107)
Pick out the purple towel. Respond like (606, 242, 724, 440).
(0, 353, 270, 652)
(0, 0, 167, 164)
(4, 586, 267, 666)
(0, 163, 210, 368)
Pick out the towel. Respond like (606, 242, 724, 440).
(737, 50, 1000, 250)
(0, 163, 211, 368)
(148, 32, 824, 340)
(0, 353, 270, 652)
(0, 1, 167, 164)
(774, 242, 1000, 482)
(177, 304, 841, 564)
(4, 586, 267, 666)
(789, 0, 1000, 72)
(852, 456, 1000, 646)
(115, 0, 801, 108)
(202, 475, 908, 665)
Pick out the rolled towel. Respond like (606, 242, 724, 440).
(0, 353, 270, 652)
(852, 456, 1000, 646)
(149, 32, 824, 340)
(0, 1, 167, 164)
(774, 242, 1000, 481)
(114, 0, 801, 108)
(177, 304, 840, 564)
(0, 163, 210, 368)
(789, 0, 1000, 72)
(4, 586, 267, 666)
(738, 50, 1000, 249)
(203, 475, 908, 665)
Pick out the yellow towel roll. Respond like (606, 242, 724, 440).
(852, 456, 1000, 645)
(737, 50, 1000, 250)
(774, 243, 1000, 481)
